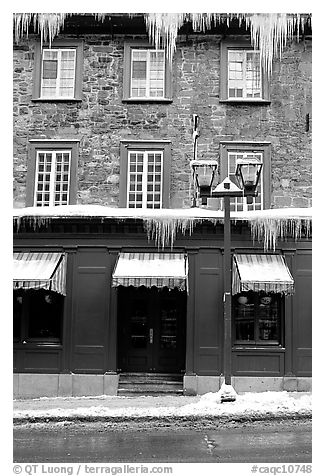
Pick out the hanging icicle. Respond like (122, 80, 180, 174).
(13, 13, 68, 47)
(145, 12, 311, 74)
(249, 215, 311, 251)
(13, 206, 311, 251)
(13, 13, 311, 72)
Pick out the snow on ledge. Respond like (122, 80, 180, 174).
(13, 205, 312, 251)
(12, 204, 312, 220)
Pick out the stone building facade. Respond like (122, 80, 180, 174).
(13, 25, 312, 210)
(13, 15, 312, 397)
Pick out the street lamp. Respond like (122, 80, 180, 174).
(191, 158, 263, 402)
(190, 160, 219, 206)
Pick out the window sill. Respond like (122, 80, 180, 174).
(233, 345, 285, 352)
(122, 98, 173, 104)
(32, 98, 82, 103)
(14, 341, 62, 347)
(219, 99, 271, 105)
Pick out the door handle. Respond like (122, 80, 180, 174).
(149, 328, 153, 344)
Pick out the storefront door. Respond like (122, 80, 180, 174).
(117, 287, 186, 373)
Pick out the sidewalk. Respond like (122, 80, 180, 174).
(13, 391, 312, 425)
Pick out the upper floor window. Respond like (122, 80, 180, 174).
(26, 140, 79, 207)
(119, 141, 171, 208)
(32, 41, 83, 101)
(41, 48, 76, 99)
(220, 141, 271, 211)
(220, 40, 270, 103)
(123, 42, 172, 102)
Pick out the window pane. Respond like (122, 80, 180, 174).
(234, 293, 255, 341)
(257, 295, 280, 342)
(28, 290, 63, 340)
(54, 151, 71, 205)
(42, 60, 58, 79)
(13, 291, 23, 341)
(132, 61, 147, 79)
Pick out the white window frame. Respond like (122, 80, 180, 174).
(227, 49, 262, 100)
(40, 48, 76, 99)
(130, 49, 165, 99)
(126, 150, 164, 209)
(34, 150, 71, 206)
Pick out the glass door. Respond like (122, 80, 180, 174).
(118, 288, 186, 373)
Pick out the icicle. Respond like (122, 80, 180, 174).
(144, 216, 221, 248)
(145, 13, 311, 73)
(13, 13, 311, 73)
(14, 210, 311, 251)
(13, 13, 69, 46)
(249, 216, 311, 251)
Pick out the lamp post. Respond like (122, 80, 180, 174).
(191, 159, 263, 401)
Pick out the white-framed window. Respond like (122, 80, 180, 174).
(220, 41, 269, 102)
(130, 49, 165, 99)
(123, 42, 172, 102)
(228, 50, 261, 99)
(127, 150, 163, 208)
(227, 151, 263, 212)
(34, 150, 71, 206)
(40, 48, 76, 99)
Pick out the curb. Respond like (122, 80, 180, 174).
(13, 411, 312, 426)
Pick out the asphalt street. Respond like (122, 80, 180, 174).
(13, 419, 311, 463)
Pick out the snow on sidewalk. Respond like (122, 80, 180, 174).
(14, 391, 312, 422)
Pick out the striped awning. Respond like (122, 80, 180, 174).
(112, 252, 187, 290)
(232, 254, 294, 295)
(13, 252, 67, 295)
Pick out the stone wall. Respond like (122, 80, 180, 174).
(13, 34, 312, 209)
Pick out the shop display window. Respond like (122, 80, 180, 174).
(233, 291, 282, 345)
(13, 289, 63, 343)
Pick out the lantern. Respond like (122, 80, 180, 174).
(235, 158, 263, 196)
(190, 160, 218, 205)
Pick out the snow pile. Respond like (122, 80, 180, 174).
(181, 391, 311, 417)
(14, 391, 312, 422)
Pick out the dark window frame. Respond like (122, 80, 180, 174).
(220, 38, 270, 103)
(32, 39, 83, 102)
(13, 288, 64, 344)
(232, 291, 284, 347)
(122, 41, 173, 103)
(219, 141, 272, 210)
(119, 140, 171, 208)
(26, 139, 79, 207)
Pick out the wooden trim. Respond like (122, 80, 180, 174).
(32, 39, 83, 101)
(220, 38, 270, 102)
(26, 140, 79, 206)
(107, 251, 119, 372)
(185, 250, 198, 374)
(123, 40, 172, 101)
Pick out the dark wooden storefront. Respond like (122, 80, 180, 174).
(13, 217, 312, 391)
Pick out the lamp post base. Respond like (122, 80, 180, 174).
(218, 381, 237, 403)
